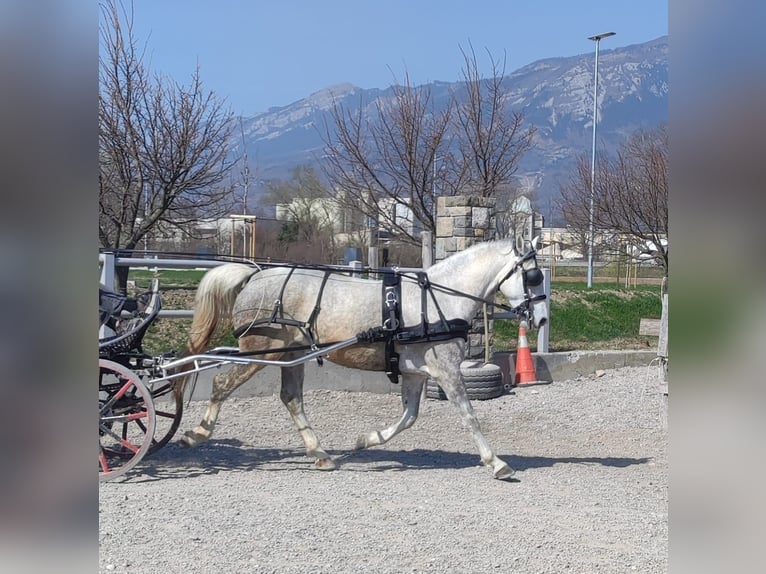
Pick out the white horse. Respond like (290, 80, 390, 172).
(175, 237, 548, 480)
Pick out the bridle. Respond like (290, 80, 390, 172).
(498, 249, 547, 322)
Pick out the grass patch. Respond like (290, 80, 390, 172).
(494, 283, 663, 352)
(129, 269, 206, 289)
(550, 262, 666, 279)
(553, 291, 659, 339)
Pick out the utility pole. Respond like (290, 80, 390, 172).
(586, 31, 615, 288)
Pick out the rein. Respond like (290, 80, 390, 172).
(229, 249, 545, 380)
(398, 247, 547, 319)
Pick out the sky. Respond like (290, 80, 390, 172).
(125, 1, 668, 116)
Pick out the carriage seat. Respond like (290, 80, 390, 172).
(99, 279, 161, 357)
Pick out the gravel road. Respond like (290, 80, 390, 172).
(99, 365, 668, 573)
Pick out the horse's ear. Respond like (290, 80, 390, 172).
(531, 235, 540, 251)
(515, 235, 525, 254)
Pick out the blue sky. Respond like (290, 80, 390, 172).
(126, 1, 667, 116)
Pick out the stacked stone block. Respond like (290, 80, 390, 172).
(434, 195, 496, 360)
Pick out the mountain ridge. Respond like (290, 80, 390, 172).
(236, 35, 668, 223)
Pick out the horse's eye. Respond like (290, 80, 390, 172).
(524, 268, 543, 286)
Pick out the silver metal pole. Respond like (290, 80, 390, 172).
(536, 268, 551, 353)
(586, 32, 614, 288)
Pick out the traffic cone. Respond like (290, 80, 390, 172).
(514, 321, 540, 386)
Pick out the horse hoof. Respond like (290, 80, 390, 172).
(493, 465, 517, 481)
(315, 458, 337, 471)
(355, 431, 382, 450)
(180, 431, 205, 448)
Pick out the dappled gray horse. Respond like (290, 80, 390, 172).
(176, 237, 548, 480)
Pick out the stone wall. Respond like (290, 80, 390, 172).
(435, 195, 496, 359)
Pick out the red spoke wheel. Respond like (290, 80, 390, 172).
(144, 380, 183, 454)
(99, 359, 156, 481)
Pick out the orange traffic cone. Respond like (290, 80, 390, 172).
(514, 321, 540, 386)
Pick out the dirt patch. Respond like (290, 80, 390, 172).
(99, 365, 668, 573)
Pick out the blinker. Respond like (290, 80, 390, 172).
(524, 268, 543, 287)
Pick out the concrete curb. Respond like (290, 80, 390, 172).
(186, 350, 658, 401)
(491, 349, 657, 388)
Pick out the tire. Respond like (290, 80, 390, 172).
(99, 359, 156, 481)
(426, 361, 504, 401)
(145, 380, 183, 454)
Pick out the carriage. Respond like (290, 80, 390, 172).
(98, 279, 183, 481)
(98, 237, 548, 482)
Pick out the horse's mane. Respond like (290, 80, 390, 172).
(426, 237, 517, 280)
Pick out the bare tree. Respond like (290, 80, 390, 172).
(559, 124, 669, 274)
(322, 46, 535, 245)
(453, 43, 536, 198)
(557, 155, 599, 258)
(99, 0, 236, 291)
(322, 72, 453, 243)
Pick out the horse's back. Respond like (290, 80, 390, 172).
(234, 267, 382, 341)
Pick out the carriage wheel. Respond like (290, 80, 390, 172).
(99, 359, 156, 481)
(144, 380, 183, 454)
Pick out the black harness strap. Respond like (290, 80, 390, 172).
(382, 271, 403, 383)
(416, 271, 454, 335)
(304, 270, 332, 366)
(233, 268, 331, 365)
(306, 270, 332, 334)
(382, 271, 403, 331)
(379, 270, 470, 385)
(269, 266, 296, 323)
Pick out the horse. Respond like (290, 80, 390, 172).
(175, 237, 548, 480)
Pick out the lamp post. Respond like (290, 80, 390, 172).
(586, 31, 615, 288)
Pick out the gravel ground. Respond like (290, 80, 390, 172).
(99, 365, 668, 573)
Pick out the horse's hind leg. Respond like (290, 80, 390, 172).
(356, 374, 425, 449)
(180, 362, 265, 447)
(280, 363, 336, 470)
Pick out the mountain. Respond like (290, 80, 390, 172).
(235, 36, 668, 224)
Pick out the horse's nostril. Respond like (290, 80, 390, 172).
(538, 318, 548, 327)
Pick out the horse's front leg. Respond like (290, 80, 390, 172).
(356, 373, 425, 449)
(280, 363, 336, 470)
(434, 367, 515, 481)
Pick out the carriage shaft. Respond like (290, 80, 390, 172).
(155, 336, 362, 383)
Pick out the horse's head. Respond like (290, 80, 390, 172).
(497, 236, 549, 329)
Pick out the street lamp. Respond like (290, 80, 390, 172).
(586, 31, 615, 288)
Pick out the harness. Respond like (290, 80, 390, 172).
(232, 250, 545, 385)
(366, 270, 470, 384)
(233, 267, 332, 365)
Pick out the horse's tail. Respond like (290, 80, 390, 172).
(173, 263, 257, 401)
